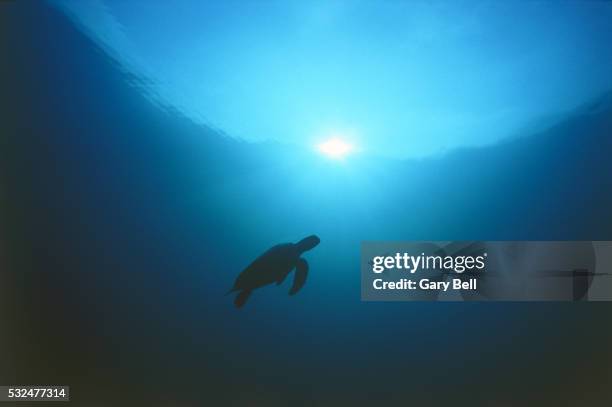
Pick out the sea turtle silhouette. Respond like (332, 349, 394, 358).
(228, 235, 320, 308)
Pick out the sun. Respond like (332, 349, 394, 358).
(316, 138, 354, 159)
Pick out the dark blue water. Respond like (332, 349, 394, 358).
(2, 3, 612, 406)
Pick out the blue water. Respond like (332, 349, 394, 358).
(54, 0, 612, 159)
(2, 2, 612, 405)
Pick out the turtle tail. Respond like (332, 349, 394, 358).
(234, 290, 252, 308)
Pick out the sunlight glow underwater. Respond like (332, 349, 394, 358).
(317, 138, 355, 159)
(53, 1, 612, 158)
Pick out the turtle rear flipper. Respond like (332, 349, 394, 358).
(234, 290, 252, 308)
(289, 258, 308, 295)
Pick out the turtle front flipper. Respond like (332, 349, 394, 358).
(289, 258, 308, 295)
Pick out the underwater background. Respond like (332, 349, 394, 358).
(2, 2, 612, 406)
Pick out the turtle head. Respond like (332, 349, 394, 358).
(296, 235, 320, 253)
